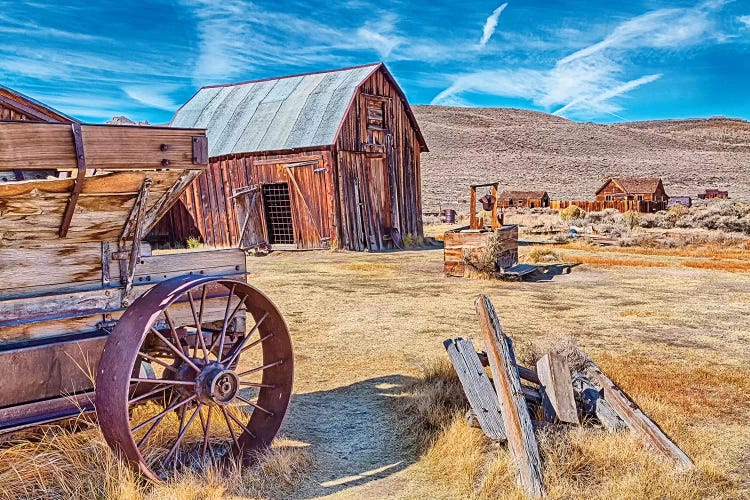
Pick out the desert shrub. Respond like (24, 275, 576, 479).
(674, 201, 750, 234)
(559, 205, 585, 221)
(185, 236, 201, 249)
(526, 247, 560, 263)
(552, 232, 569, 243)
(622, 210, 641, 230)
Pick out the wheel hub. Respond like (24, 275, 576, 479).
(195, 363, 239, 405)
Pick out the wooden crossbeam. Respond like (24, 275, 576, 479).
(536, 353, 579, 424)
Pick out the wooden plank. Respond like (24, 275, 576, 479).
(575, 348, 693, 470)
(142, 170, 203, 235)
(444, 338, 507, 442)
(0, 392, 95, 434)
(0, 122, 207, 171)
(476, 295, 545, 498)
(536, 353, 579, 424)
(571, 371, 626, 432)
(0, 288, 122, 328)
(0, 334, 107, 407)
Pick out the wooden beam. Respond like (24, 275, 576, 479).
(444, 338, 507, 442)
(476, 295, 545, 497)
(59, 123, 87, 237)
(575, 348, 693, 470)
(0, 122, 207, 171)
(536, 353, 579, 424)
(142, 169, 203, 235)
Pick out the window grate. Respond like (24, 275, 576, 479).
(262, 183, 294, 245)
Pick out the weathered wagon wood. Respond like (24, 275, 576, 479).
(574, 348, 693, 469)
(444, 338, 507, 442)
(476, 296, 545, 497)
(0, 122, 207, 171)
(536, 353, 579, 424)
(476, 350, 541, 385)
(444, 225, 519, 277)
(571, 371, 626, 432)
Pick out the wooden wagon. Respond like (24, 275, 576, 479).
(0, 122, 294, 481)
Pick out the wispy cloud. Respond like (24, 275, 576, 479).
(122, 85, 180, 110)
(479, 3, 508, 48)
(739, 15, 750, 28)
(434, 0, 727, 119)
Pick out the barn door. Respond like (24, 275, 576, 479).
(232, 185, 267, 249)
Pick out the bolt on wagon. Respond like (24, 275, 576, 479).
(0, 121, 294, 481)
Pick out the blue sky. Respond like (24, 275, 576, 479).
(1, 0, 748, 124)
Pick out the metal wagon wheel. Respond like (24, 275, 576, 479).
(95, 275, 293, 482)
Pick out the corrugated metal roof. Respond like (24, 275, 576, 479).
(171, 64, 381, 157)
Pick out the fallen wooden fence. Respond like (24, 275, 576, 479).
(443, 295, 693, 497)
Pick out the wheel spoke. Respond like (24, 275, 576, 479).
(238, 381, 276, 388)
(220, 406, 241, 451)
(129, 384, 170, 405)
(149, 327, 201, 373)
(137, 351, 178, 373)
(222, 312, 269, 365)
(234, 395, 274, 416)
(237, 359, 284, 378)
(130, 377, 196, 386)
(224, 408, 256, 439)
(131, 394, 196, 433)
(200, 406, 213, 467)
(212, 285, 239, 357)
(187, 290, 210, 360)
(163, 309, 187, 355)
(164, 403, 202, 466)
(230, 333, 273, 366)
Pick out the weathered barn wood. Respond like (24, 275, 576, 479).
(476, 296, 545, 497)
(574, 348, 693, 469)
(571, 371, 626, 432)
(444, 338, 507, 442)
(159, 63, 428, 250)
(536, 353, 579, 424)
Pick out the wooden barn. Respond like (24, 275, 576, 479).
(152, 63, 428, 251)
(698, 189, 728, 200)
(0, 85, 76, 182)
(595, 177, 669, 210)
(497, 190, 550, 209)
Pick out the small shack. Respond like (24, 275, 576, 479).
(595, 177, 669, 211)
(698, 189, 728, 200)
(0, 85, 76, 182)
(154, 63, 428, 251)
(497, 191, 550, 209)
(668, 196, 692, 208)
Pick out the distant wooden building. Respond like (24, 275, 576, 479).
(0, 85, 76, 182)
(668, 196, 692, 208)
(497, 190, 550, 209)
(154, 63, 427, 251)
(595, 177, 668, 210)
(697, 189, 728, 200)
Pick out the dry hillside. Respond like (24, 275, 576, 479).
(413, 105, 750, 211)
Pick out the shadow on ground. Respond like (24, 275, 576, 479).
(281, 374, 419, 498)
(524, 263, 580, 282)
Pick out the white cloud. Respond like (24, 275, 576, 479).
(739, 15, 750, 28)
(552, 73, 662, 116)
(122, 85, 180, 110)
(479, 3, 509, 48)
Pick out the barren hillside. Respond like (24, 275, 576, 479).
(413, 105, 750, 211)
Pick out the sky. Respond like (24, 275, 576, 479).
(1, 0, 749, 124)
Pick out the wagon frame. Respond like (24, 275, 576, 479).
(0, 121, 294, 480)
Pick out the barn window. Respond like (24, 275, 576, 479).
(365, 97, 387, 130)
(637, 195, 643, 201)
(605, 195, 611, 201)
(262, 183, 294, 245)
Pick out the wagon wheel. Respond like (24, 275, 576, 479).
(95, 275, 293, 482)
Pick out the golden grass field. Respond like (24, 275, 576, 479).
(1, 228, 749, 499)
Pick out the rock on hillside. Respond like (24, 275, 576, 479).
(413, 105, 750, 211)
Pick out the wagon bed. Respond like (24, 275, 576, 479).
(0, 122, 294, 481)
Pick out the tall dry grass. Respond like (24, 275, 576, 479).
(0, 417, 313, 500)
(397, 353, 748, 500)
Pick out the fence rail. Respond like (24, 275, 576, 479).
(549, 200, 666, 213)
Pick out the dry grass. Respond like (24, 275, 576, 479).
(619, 309, 673, 318)
(0, 418, 313, 500)
(682, 260, 750, 272)
(524, 248, 560, 264)
(558, 241, 750, 261)
(339, 262, 400, 273)
(565, 255, 669, 268)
